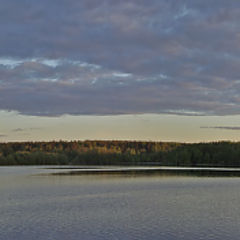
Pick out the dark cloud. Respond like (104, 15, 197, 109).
(201, 126, 240, 131)
(1, 0, 240, 116)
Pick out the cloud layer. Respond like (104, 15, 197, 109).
(201, 126, 240, 131)
(1, 0, 240, 116)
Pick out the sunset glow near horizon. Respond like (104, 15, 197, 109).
(2, 111, 240, 143)
(1, 0, 240, 142)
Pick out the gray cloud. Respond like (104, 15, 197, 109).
(12, 128, 24, 132)
(12, 127, 42, 132)
(0, 134, 7, 138)
(29, 127, 42, 130)
(201, 126, 240, 131)
(1, 0, 240, 116)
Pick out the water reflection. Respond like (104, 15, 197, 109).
(0, 166, 240, 240)
(47, 166, 240, 177)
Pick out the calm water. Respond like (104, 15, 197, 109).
(0, 166, 240, 240)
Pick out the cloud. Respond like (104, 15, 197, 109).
(0, 134, 7, 138)
(12, 127, 42, 132)
(201, 126, 240, 131)
(29, 127, 42, 130)
(1, 0, 240, 116)
(12, 128, 24, 132)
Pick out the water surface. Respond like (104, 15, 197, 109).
(1, 166, 240, 240)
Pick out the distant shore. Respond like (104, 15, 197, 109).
(1, 140, 240, 168)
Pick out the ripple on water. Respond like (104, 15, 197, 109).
(1, 167, 240, 240)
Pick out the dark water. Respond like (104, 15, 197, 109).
(1, 166, 240, 240)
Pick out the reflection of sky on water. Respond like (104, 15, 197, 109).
(1, 167, 240, 240)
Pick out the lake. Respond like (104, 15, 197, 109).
(1, 166, 240, 240)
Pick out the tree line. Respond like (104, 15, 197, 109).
(0, 140, 240, 167)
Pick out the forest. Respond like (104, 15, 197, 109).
(1, 140, 240, 167)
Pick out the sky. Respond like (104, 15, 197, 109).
(1, 0, 240, 142)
